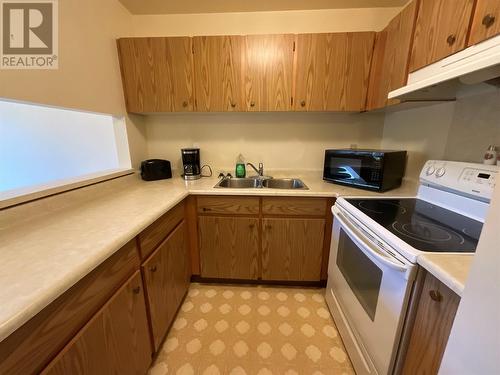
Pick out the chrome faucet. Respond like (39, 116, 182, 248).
(247, 162, 264, 177)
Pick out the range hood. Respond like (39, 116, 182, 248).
(389, 35, 500, 101)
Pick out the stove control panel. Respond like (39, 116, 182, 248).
(421, 160, 499, 201)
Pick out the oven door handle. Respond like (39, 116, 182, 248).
(333, 207, 410, 273)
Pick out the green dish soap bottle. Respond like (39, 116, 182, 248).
(235, 154, 246, 178)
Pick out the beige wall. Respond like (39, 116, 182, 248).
(382, 86, 500, 179)
(130, 8, 402, 36)
(0, 0, 147, 167)
(145, 112, 385, 173)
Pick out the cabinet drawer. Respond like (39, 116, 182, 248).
(197, 196, 260, 215)
(138, 200, 185, 259)
(0, 240, 140, 375)
(262, 197, 327, 216)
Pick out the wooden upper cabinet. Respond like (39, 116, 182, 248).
(468, 0, 500, 46)
(243, 34, 295, 111)
(193, 36, 244, 112)
(294, 32, 375, 111)
(409, 0, 475, 72)
(366, 1, 418, 110)
(42, 272, 151, 375)
(117, 37, 194, 113)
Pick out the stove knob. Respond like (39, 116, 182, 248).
(436, 167, 446, 178)
(426, 166, 436, 176)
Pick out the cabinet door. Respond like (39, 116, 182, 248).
(42, 272, 151, 375)
(402, 272, 460, 374)
(366, 1, 418, 110)
(409, 0, 475, 72)
(243, 34, 294, 111)
(294, 32, 374, 111)
(468, 0, 500, 46)
(142, 221, 190, 350)
(193, 36, 244, 111)
(262, 218, 324, 281)
(199, 216, 259, 279)
(117, 37, 194, 113)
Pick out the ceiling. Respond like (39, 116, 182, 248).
(119, 0, 409, 15)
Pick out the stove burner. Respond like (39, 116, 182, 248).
(392, 221, 466, 245)
(358, 200, 407, 215)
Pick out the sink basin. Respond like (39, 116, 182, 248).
(262, 178, 308, 190)
(215, 178, 261, 188)
(214, 177, 308, 190)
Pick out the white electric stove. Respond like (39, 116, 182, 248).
(325, 160, 499, 375)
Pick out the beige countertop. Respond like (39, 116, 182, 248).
(417, 254, 473, 297)
(0, 171, 418, 343)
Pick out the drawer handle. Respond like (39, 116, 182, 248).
(429, 290, 442, 302)
(482, 14, 496, 28)
(132, 286, 141, 294)
(265, 225, 272, 230)
(150, 265, 157, 272)
(202, 207, 212, 212)
(249, 224, 255, 229)
(446, 34, 456, 46)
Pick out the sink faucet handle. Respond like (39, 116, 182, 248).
(258, 162, 264, 176)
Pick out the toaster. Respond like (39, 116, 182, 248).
(140, 159, 172, 181)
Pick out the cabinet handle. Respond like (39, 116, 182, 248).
(182, 101, 188, 108)
(202, 207, 212, 212)
(482, 14, 496, 28)
(446, 34, 456, 46)
(150, 265, 157, 272)
(429, 290, 442, 302)
(250, 101, 256, 108)
(230, 102, 236, 108)
(249, 224, 255, 229)
(265, 225, 272, 230)
(300, 100, 306, 107)
(132, 286, 141, 294)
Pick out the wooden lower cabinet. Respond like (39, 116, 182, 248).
(402, 272, 461, 374)
(199, 216, 259, 279)
(262, 218, 325, 281)
(42, 272, 151, 375)
(142, 221, 191, 351)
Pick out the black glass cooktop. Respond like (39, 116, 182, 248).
(346, 198, 483, 252)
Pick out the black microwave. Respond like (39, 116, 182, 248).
(323, 149, 407, 191)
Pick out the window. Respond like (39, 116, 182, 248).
(0, 99, 131, 206)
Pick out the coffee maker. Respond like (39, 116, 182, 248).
(181, 148, 201, 180)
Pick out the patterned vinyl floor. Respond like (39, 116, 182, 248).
(148, 283, 355, 375)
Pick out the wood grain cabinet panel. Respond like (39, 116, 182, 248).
(199, 216, 259, 279)
(42, 272, 151, 375)
(0, 240, 139, 375)
(366, 1, 418, 110)
(142, 221, 190, 351)
(243, 34, 295, 111)
(197, 196, 260, 215)
(409, 0, 475, 72)
(138, 200, 185, 259)
(193, 35, 244, 111)
(468, 0, 500, 46)
(262, 218, 325, 281)
(262, 197, 327, 217)
(402, 272, 460, 374)
(294, 32, 375, 111)
(117, 37, 194, 113)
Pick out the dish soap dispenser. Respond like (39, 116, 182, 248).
(235, 154, 246, 178)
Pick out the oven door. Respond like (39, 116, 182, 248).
(323, 151, 383, 189)
(326, 205, 416, 375)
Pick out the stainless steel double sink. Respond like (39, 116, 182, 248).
(214, 177, 309, 190)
